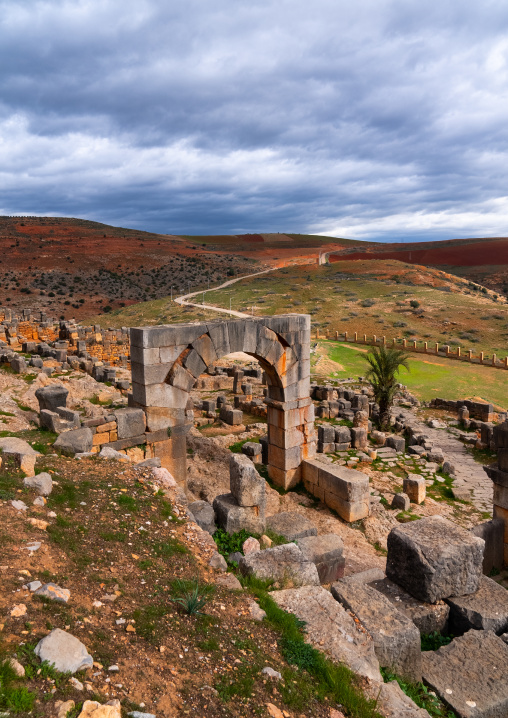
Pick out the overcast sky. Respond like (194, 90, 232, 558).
(1, 0, 508, 241)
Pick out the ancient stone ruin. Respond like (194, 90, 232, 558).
(129, 315, 316, 488)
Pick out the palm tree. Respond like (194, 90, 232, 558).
(362, 346, 410, 429)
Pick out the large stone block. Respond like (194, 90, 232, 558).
(183, 349, 206, 378)
(315, 462, 370, 503)
(331, 578, 422, 682)
(267, 443, 302, 471)
(207, 322, 230, 357)
(324, 492, 370, 522)
(188, 500, 216, 534)
(446, 575, 508, 635)
(422, 630, 508, 718)
(266, 511, 317, 541)
(54, 428, 93, 456)
(35, 385, 69, 412)
(191, 333, 217, 366)
(115, 408, 146, 439)
(386, 516, 484, 603)
(238, 543, 320, 587)
(213, 493, 266, 535)
(369, 577, 450, 636)
(272, 586, 381, 681)
(403, 475, 426, 504)
(470, 519, 504, 575)
(229, 454, 265, 507)
(297, 533, 345, 583)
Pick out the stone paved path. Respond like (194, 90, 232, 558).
(398, 408, 493, 513)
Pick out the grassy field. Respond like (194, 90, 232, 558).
(317, 341, 508, 409)
(204, 260, 508, 357)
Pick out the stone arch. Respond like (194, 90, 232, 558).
(130, 315, 316, 489)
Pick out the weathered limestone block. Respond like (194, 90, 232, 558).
(213, 493, 265, 535)
(220, 407, 243, 425)
(239, 544, 320, 587)
(24, 472, 53, 496)
(114, 408, 146, 439)
(446, 575, 508, 635)
(35, 384, 69, 412)
(302, 459, 370, 522)
(297, 533, 345, 583)
(351, 427, 368, 449)
(54, 428, 94, 456)
(403, 474, 426, 504)
(392, 492, 410, 511)
(188, 500, 216, 534)
(331, 577, 422, 682)
(241, 441, 262, 459)
(422, 630, 508, 718)
(272, 585, 381, 681)
(35, 628, 93, 674)
(266, 511, 317, 541)
(386, 516, 484, 603)
(369, 577, 450, 636)
(386, 435, 406, 452)
(229, 454, 266, 507)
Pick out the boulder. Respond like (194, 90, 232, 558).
(272, 586, 381, 681)
(266, 511, 317, 541)
(241, 442, 262, 459)
(54, 428, 93, 456)
(386, 516, 484, 603)
(422, 630, 508, 718)
(446, 575, 508, 635)
(35, 628, 93, 673)
(363, 679, 432, 718)
(76, 700, 121, 718)
(24, 472, 53, 496)
(35, 384, 69, 412)
(239, 543, 320, 587)
(331, 577, 422, 681)
(188, 500, 216, 534)
(297, 533, 345, 583)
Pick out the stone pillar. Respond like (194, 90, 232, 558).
(413, 340, 417, 349)
(335, 331, 339, 339)
(373, 335, 377, 344)
(492, 353, 497, 366)
(363, 334, 367, 343)
(444, 345, 450, 356)
(484, 421, 508, 566)
(382, 336, 386, 345)
(403, 339, 407, 348)
(469, 349, 473, 361)
(233, 370, 244, 393)
(424, 342, 428, 353)
(344, 331, 348, 341)
(354, 332, 358, 342)
(505, 356, 508, 369)
(435, 343, 439, 354)
(480, 352, 484, 364)
(457, 347, 461, 357)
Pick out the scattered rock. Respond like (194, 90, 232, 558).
(10, 604, 27, 618)
(34, 583, 71, 604)
(265, 703, 284, 718)
(259, 534, 272, 549)
(24, 472, 53, 496)
(188, 500, 216, 534)
(391, 492, 410, 511)
(215, 573, 242, 590)
(11, 500, 28, 512)
(56, 701, 76, 718)
(262, 667, 282, 680)
(33, 496, 46, 507)
(69, 677, 84, 691)
(54, 428, 93, 456)
(6, 658, 25, 677)
(27, 517, 49, 530)
(208, 551, 227, 572)
(128, 713, 156, 718)
(247, 599, 266, 621)
(77, 699, 122, 718)
(242, 536, 260, 554)
(446, 575, 508, 635)
(35, 628, 93, 673)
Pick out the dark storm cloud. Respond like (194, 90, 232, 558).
(1, 0, 508, 239)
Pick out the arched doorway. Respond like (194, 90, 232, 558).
(129, 314, 316, 489)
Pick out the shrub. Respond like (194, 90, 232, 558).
(409, 299, 420, 308)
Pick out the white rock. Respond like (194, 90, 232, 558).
(262, 666, 282, 680)
(69, 676, 84, 690)
(11, 500, 28, 512)
(35, 628, 93, 673)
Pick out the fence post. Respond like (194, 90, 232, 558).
(480, 352, 484, 364)
(354, 332, 358, 342)
(382, 336, 386, 345)
(424, 341, 428, 353)
(435, 343, 439, 354)
(413, 340, 417, 349)
(457, 347, 461, 358)
(403, 339, 407, 348)
(492, 353, 497, 366)
(344, 331, 348, 341)
(468, 349, 473, 362)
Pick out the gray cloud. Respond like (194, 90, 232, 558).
(1, 0, 508, 239)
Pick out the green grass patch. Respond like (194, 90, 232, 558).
(421, 631, 454, 652)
